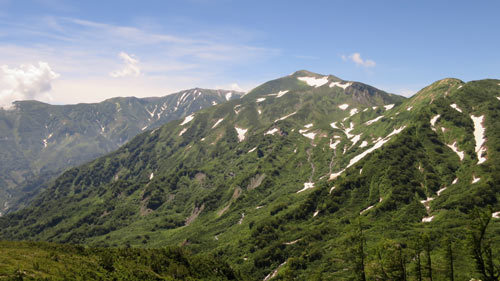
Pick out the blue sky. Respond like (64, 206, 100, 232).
(0, 0, 499, 106)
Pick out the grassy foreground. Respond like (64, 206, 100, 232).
(0, 241, 240, 280)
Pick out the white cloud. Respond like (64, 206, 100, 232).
(215, 83, 249, 93)
(0, 62, 59, 108)
(110, 52, 141, 78)
(0, 17, 278, 104)
(398, 89, 416, 97)
(343, 52, 376, 68)
(229, 83, 244, 92)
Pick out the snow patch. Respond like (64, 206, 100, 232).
(360, 205, 374, 215)
(430, 114, 440, 127)
(304, 123, 313, 128)
(225, 92, 233, 101)
(265, 128, 279, 135)
(150, 173, 154, 180)
(329, 186, 336, 194)
(285, 239, 300, 245)
(338, 104, 349, 110)
(263, 262, 287, 281)
(330, 139, 341, 150)
(365, 115, 383, 125)
(492, 212, 500, 219)
(349, 108, 358, 116)
(248, 147, 257, 153)
(360, 141, 368, 148)
(384, 104, 395, 110)
(447, 142, 464, 161)
(234, 105, 242, 114)
(437, 187, 447, 196)
(238, 213, 245, 225)
(258, 109, 262, 115)
(212, 101, 217, 106)
(256, 98, 266, 102)
(313, 210, 319, 217)
(179, 128, 187, 136)
(346, 126, 406, 169)
(450, 104, 462, 113)
(212, 118, 224, 128)
(235, 127, 248, 142)
(180, 114, 195, 126)
(422, 216, 434, 223)
(344, 122, 355, 139)
(329, 169, 345, 180)
(420, 197, 434, 212)
(407, 106, 413, 111)
(297, 182, 315, 193)
(302, 132, 316, 140)
(298, 76, 329, 87)
(274, 111, 297, 122)
(472, 176, 480, 184)
(471, 115, 487, 164)
(350, 134, 361, 146)
(458, 85, 463, 89)
(329, 81, 352, 89)
(276, 90, 289, 98)
(452, 178, 458, 185)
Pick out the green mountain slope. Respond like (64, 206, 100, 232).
(1, 73, 499, 280)
(0, 88, 242, 215)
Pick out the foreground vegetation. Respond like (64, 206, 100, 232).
(0, 241, 240, 280)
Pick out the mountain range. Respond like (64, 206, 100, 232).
(1, 70, 499, 280)
(0, 88, 242, 215)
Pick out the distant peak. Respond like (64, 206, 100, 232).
(292, 70, 322, 77)
(291, 70, 341, 81)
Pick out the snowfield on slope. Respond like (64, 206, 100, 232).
(430, 114, 440, 127)
(365, 116, 383, 125)
(235, 127, 248, 142)
(212, 118, 224, 128)
(472, 176, 480, 184)
(345, 126, 406, 170)
(338, 104, 349, 110)
(422, 216, 434, 222)
(274, 111, 297, 122)
(447, 142, 464, 161)
(180, 114, 195, 125)
(330, 81, 352, 89)
(265, 128, 279, 135)
(276, 90, 289, 98)
(384, 104, 395, 110)
(301, 132, 316, 140)
(297, 76, 329, 87)
(471, 115, 487, 164)
(297, 182, 315, 193)
(450, 104, 463, 113)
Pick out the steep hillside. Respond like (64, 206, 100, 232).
(0, 88, 242, 214)
(1, 73, 499, 280)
